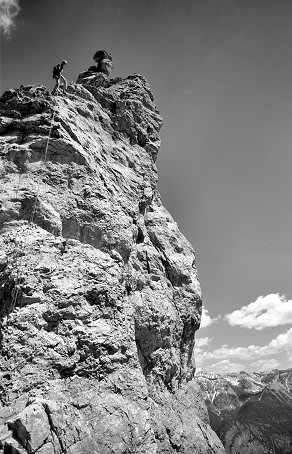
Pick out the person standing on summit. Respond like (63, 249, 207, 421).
(52, 60, 67, 94)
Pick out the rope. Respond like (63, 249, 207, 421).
(30, 102, 57, 224)
(8, 226, 26, 318)
(8, 101, 58, 318)
(15, 173, 22, 200)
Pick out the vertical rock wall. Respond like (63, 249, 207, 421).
(0, 73, 224, 453)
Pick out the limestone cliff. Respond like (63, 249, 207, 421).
(0, 62, 224, 453)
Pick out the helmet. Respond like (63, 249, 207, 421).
(61, 60, 67, 65)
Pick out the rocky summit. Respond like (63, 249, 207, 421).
(196, 368, 292, 454)
(0, 54, 224, 453)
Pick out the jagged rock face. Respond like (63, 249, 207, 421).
(0, 74, 224, 453)
(196, 369, 292, 453)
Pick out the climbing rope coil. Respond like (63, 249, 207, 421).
(8, 99, 58, 318)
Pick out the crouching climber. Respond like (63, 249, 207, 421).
(76, 50, 114, 87)
(92, 50, 114, 77)
(52, 60, 68, 95)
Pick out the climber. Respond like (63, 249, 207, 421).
(90, 50, 114, 77)
(52, 60, 68, 95)
(100, 58, 114, 77)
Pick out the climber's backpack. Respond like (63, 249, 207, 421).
(52, 65, 61, 79)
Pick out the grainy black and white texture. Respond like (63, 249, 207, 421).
(0, 70, 224, 453)
(196, 369, 292, 454)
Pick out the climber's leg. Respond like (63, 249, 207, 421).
(52, 77, 60, 95)
(60, 75, 67, 93)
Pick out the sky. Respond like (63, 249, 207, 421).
(1, 0, 292, 374)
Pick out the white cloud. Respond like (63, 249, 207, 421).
(226, 293, 292, 330)
(199, 343, 271, 362)
(195, 336, 212, 348)
(206, 359, 244, 374)
(200, 307, 218, 328)
(250, 358, 280, 372)
(269, 327, 292, 350)
(0, 0, 21, 36)
(197, 328, 292, 367)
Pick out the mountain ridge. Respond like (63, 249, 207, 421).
(195, 368, 292, 453)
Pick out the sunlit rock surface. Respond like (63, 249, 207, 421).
(196, 369, 292, 454)
(0, 69, 224, 453)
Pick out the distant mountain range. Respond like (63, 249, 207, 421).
(195, 369, 292, 454)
